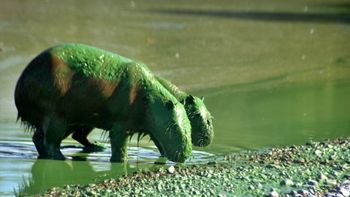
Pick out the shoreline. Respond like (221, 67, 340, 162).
(34, 138, 350, 196)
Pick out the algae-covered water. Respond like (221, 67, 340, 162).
(0, 0, 349, 196)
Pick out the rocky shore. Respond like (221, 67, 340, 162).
(39, 138, 350, 196)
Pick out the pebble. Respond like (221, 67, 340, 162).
(338, 187, 350, 196)
(337, 181, 350, 197)
(328, 179, 338, 186)
(269, 190, 279, 197)
(315, 149, 322, 156)
(281, 179, 294, 186)
(308, 180, 318, 186)
(297, 189, 309, 196)
(320, 173, 328, 180)
(167, 166, 175, 174)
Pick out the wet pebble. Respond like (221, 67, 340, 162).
(337, 181, 350, 197)
(281, 179, 294, 186)
(297, 189, 309, 196)
(269, 190, 279, 197)
(328, 179, 338, 186)
(320, 173, 328, 180)
(167, 166, 175, 174)
(308, 180, 318, 186)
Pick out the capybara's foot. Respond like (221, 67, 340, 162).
(82, 143, 105, 153)
(110, 155, 126, 163)
(39, 146, 66, 160)
(38, 153, 65, 160)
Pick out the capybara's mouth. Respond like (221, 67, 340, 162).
(192, 135, 212, 147)
(191, 124, 214, 147)
(164, 145, 192, 163)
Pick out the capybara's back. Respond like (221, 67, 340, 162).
(15, 50, 61, 130)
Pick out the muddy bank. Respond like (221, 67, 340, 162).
(32, 138, 350, 196)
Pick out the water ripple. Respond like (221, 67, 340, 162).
(0, 141, 214, 164)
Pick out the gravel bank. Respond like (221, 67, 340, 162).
(39, 138, 350, 196)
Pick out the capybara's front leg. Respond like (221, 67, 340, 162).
(42, 114, 67, 160)
(150, 133, 165, 157)
(109, 124, 128, 162)
(33, 128, 48, 158)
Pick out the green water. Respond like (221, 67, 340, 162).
(0, 0, 349, 195)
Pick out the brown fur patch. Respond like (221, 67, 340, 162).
(129, 84, 138, 104)
(51, 55, 75, 96)
(97, 79, 118, 98)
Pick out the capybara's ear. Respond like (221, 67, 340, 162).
(185, 95, 195, 104)
(165, 100, 175, 109)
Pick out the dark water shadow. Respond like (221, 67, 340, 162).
(16, 159, 133, 196)
(149, 9, 350, 24)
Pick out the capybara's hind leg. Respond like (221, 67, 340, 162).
(42, 114, 67, 160)
(71, 125, 105, 152)
(33, 128, 48, 158)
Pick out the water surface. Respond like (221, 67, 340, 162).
(0, 0, 349, 195)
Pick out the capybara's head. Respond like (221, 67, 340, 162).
(146, 98, 192, 162)
(184, 95, 214, 147)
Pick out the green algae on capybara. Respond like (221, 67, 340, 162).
(156, 76, 214, 147)
(15, 43, 192, 162)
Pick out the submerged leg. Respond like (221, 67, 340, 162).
(109, 124, 129, 162)
(70, 125, 104, 152)
(42, 114, 67, 160)
(33, 128, 47, 158)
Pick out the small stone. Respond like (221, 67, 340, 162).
(269, 190, 279, 197)
(294, 159, 306, 164)
(338, 186, 350, 196)
(320, 173, 328, 180)
(325, 192, 338, 197)
(295, 182, 303, 187)
(167, 166, 175, 174)
(315, 150, 322, 156)
(290, 190, 298, 196)
(308, 180, 318, 186)
(327, 179, 337, 186)
(281, 179, 294, 186)
(297, 189, 309, 196)
(219, 192, 227, 197)
(192, 190, 199, 195)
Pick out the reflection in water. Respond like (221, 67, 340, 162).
(0, 141, 214, 195)
(17, 159, 131, 195)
